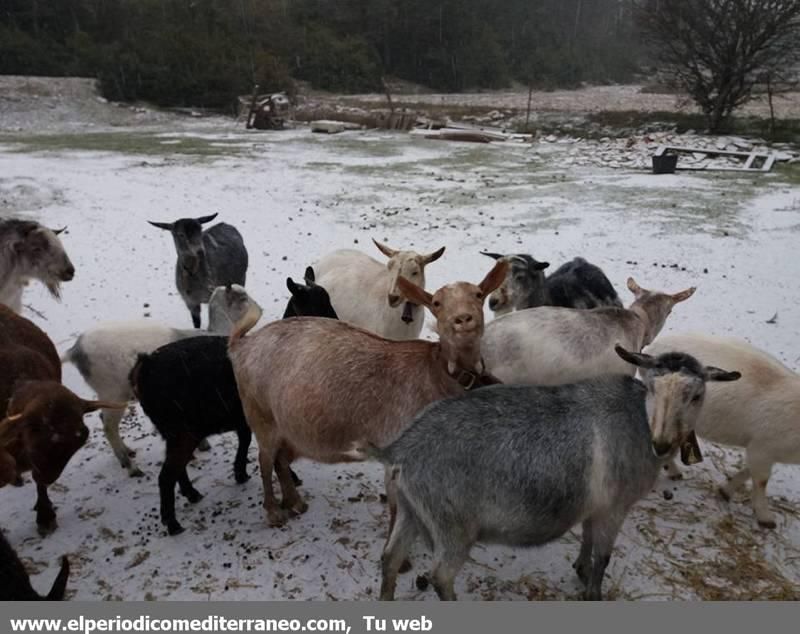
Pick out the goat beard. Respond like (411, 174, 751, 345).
(44, 277, 62, 300)
(401, 302, 416, 324)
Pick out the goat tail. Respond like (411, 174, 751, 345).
(229, 302, 263, 346)
(344, 441, 389, 463)
(45, 555, 70, 600)
(128, 354, 149, 400)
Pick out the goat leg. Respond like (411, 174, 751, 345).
(34, 482, 57, 535)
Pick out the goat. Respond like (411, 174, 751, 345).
(481, 277, 696, 386)
(369, 346, 740, 601)
(0, 305, 124, 533)
(149, 213, 248, 328)
(61, 284, 257, 477)
(646, 333, 799, 528)
(480, 252, 621, 315)
(282, 267, 338, 319)
(313, 239, 445, 340)
(0, 219, 75, 313)
(130, 269, 338, 535)
(228, 260, 508, 528)
(0, 529, 69, 600)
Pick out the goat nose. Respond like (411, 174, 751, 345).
(63, 265, 75, 280)
(454, 314, 474, 326)
(388, 294, 401, 306)
(652, 440, 672, 458)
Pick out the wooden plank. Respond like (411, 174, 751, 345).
(659, 145, 756, 158)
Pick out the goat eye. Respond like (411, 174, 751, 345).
(476, 292, 483, 299)
(433, 300, 441, 308)
(411, 271, 418, 277)
(691, 394, 702, 403)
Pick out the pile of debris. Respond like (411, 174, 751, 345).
(530, 131, 798, 171)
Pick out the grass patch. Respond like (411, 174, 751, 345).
(0, 131, 249, 157)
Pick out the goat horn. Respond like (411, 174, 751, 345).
(479, 251, 504, 260)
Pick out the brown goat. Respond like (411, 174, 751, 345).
(0, 305, 124, 534)
(228, 261, 508, 527)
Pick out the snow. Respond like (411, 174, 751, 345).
(1, 123, 799, 601)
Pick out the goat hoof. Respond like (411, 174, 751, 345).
(573, 561, 590, 586)
(286, 500, 308, 516)
(717, 486, 731, 502)
(399, 559, 413, 574)
(267, 508, 290, 527)
(235, 471, 250, 484)
(129, 467, 145, 478)
(582, 590, 602, 601)
(36, 518, 58, 537)
(184, 490, 203, 504)
(757, 518, 777, 529)
(166, 522, 185, 536)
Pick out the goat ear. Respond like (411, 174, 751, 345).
(83, 400, 127, 413)
(704, 366, 741, 382)
(614, 344, 658, 368)
(195, 213, 218, 225)
(304, 266, 316, 283)
(680, 430, 703, 465)
(52, 226, 67, 235)
(286, 277, 301, 295)
(532, 260, 550, 271)
(478, 260, 509, 296)
(396, 276, 433, 309)
(479, 251, 504, 260)
(671, 286, 696, 303)
(421, 246, 445, 265)
(627, 277, 644, 296)
(373, 239, 398, 258)
(148, 221, 174, 231)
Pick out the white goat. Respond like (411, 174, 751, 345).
(482, 278, 696, 385)
(646, 333, 799, 529)
(0, 219, 74, 312)
(313, 239, 445, 340)
(61, 284, 257, 476)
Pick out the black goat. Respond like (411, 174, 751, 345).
(0, 529, 69, 600)
(130, 268, 337, 535)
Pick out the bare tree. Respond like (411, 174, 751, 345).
(637, 0, 800, 131)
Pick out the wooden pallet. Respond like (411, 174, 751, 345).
(654, 145, 777, 172)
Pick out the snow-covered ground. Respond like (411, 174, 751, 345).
(1, 122, 799, 601)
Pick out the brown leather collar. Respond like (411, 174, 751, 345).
(449, 359, 503, 391)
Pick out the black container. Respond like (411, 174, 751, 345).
(652, 154, 678, 174)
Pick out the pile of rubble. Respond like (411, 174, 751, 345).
(531, 131, 799, 171)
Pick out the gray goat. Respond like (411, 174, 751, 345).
(368, 346, 740, 601)
(480, 252, 621, 315)
(149, 213, 248, 328)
